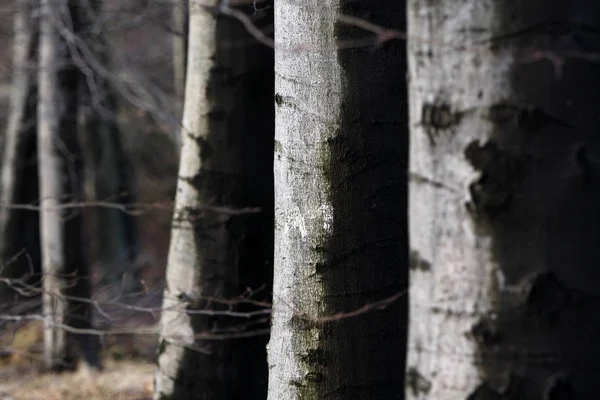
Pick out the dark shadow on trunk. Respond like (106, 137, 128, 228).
(289, 2, 408, 398)
(166, 6, 274, 400)
(467, 3, 600, 399)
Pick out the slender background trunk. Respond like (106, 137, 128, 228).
(78, 0, 140, 296)
(407, 1, 600, 398)
(172, 0, 187, 109)
(267, 1, 407, 399)
(154, 1, 274, 398)
(169, 0, 188, 151)
(38, 0, 98, 370)
(0, 0, 40, 304)
(166, 0, 189, 150)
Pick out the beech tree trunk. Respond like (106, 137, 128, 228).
(153, 2, 274, 398)
(38, 0, 98, 370)
(407, 1, 600, 398)
(170, 0, 188, 150)
(0, 0, 40, 303)
(172, 0, 188, 103)
(267, 1, 407, 399)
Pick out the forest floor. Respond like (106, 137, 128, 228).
(0, 320, 157, 400)
(0, 359, 154, 400)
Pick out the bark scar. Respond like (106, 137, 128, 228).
(464, 140, 522, 217)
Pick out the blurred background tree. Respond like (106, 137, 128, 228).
(0, 0, 184, 368)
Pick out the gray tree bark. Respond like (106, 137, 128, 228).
(38, 0, 98, 371)
(0, 0, 40, 304)
(407, 1, 600, 399)
(170, 0, 188, 150)
(266, 1, 407, 399)
(153, 2, 274, 399)
(172, 0, 188, 104)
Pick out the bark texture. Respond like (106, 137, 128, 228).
(407, 2, 600, 399)
(153, 2, 274, 399)
(38, 0, 98, 370)
(0, 0, 40, 303)
(267, 1, 407, 399)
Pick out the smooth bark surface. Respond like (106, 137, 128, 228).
(38, 0, 98, 370)
(267, 1, 407, 399)
(170, 0, 188, 150)
(407, 2, 600, 399)
(0, 0, 40, 303)
(153, 2, 274, 399)
(172, 0, 188, 103)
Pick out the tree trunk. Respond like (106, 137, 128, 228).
(407, 2, 600, 399)
(80, 86, 139, 295)
(153, 2, 274, 399)
(170, 0, 188, 150)
(267, 2, 407, 399)
(172, 0, 188, 111)
(78, 0, 140, 296)
(0, 0, 41, 304)
(38, 0, 98, 371)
